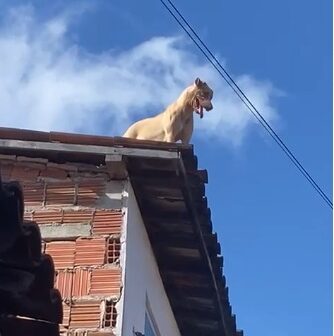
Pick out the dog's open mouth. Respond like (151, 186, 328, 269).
(194, 97, 204, 119)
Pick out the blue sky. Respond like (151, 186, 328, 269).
(0, 0, 332, 335)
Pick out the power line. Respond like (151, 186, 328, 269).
(162, 0, 333, 209)
(159, 0, 333, 209)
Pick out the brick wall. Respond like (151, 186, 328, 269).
(1, 155, 125, 336)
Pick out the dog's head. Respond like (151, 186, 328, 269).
(192, 77, 213, 118)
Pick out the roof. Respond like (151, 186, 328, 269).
(0, 127, 243, 336)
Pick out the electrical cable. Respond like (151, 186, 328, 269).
(159, 0, 333, 209)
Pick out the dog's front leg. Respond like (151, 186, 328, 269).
(180, 117, 194, 144)
(163, 120, 177, 143)
(164, 131, 176, 143)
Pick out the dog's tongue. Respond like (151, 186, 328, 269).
(194, 98, 204, 118)
(199, 105, 203, 118)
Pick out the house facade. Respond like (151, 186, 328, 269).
(0, 128, 242, 336)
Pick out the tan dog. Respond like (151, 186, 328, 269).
(123, 78, 213, 144)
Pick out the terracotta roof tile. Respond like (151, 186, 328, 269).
(72, 268, 91, 297)
(46, 241, 76, 269)
(92, 210, 122, 235)
(55, 270, 73, 299)
(75, 238, 106, 266)
(90, 268, 121, 297)
(70, 301, 101, 328)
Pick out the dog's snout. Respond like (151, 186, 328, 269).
(200, 99, 213, 111)
(205, 103, 213, 111)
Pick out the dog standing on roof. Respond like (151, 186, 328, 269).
(123, 78, 213, 144)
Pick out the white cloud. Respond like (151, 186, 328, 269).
(0, 5, 280, 145)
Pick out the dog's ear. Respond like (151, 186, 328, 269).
(195, 77, 203, 87)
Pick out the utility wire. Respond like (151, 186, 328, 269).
(163, 0, 332, 209)
(159, 0, 333, 209)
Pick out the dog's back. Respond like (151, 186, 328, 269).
(123, 113, 165, 141)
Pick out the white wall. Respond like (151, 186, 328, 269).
(120, 182, 181, 336)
